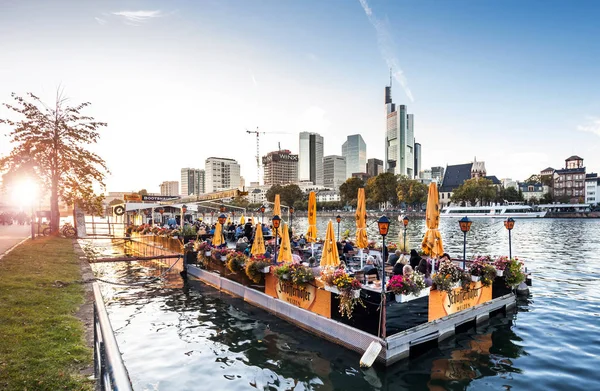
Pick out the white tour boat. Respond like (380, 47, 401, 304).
(440, 204, 547, 218)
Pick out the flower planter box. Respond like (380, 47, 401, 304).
(324, 285, 360, 298)
(495, 269, 504, 277)
(324, 285, 340, 294)
(471, 275, 481, 282)
(394, 287, 431, 303)
(261, 266, 270, 273)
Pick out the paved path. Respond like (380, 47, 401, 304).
(0, 224, 32, 256)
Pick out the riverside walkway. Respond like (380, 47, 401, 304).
(0, 224, 31, 256)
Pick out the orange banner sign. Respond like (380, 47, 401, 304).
(428, 282, 492, 322)
(264, 274, 331, 318)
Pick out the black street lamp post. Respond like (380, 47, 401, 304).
(289, 207, 294, 237)
(504, 218, 515, 259)
(402, 216, 409, 252)
(336, 215, 341, 242)
(272, 215, 281, 262)
(459, 216, 473, 267)
(377, 215, 391, 339)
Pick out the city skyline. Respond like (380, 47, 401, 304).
(1, 0, 600, 193)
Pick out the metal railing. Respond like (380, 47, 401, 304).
(93, 283, 133, 391)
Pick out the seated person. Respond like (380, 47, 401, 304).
(236, 237, 249, 252)
(235, 225, 244, 239)
(342, 240, 354, 254)
(263, 248, 272, 259)
(409, 249, 422, 269)
(393, 258, 407, 276)
(298, 235, 307, 247)
(387, 250, 401, 266)
(360, 256, 380, 280)
(403, 264, 414, 279)
(417, 259, 432, 286)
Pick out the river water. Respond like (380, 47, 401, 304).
(87, 217, 600, 390)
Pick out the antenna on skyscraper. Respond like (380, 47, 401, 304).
(389, 68, 393, 88)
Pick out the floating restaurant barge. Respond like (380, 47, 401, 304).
(122, 233, 526, 366)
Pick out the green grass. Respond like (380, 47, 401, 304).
(0, 237, 93, 391)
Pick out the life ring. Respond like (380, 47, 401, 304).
(114, 205, 125, 216)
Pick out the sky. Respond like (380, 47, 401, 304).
(1, 0, 600, 193)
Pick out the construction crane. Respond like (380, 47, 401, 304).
(245, 127, 290, 184)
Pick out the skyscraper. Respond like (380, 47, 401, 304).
(366, 158, 384, 177)
(431, 166, 445, 182)
(180, 168, 205, 196)
(342, 134, 367, 178)
(414, 142, 421, 178)
(262, 149, 299, 186)
(384, 84, 415, 177)
(298, 132, 324, 186)
(323, 155, 346, 190)
(204, 157, 241, 192)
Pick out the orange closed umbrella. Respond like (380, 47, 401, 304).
(277, 223, 293, 263)
(213, 221, 225, 246)
(421, 182, 444, 258)
(355, 188, 368, 249)
(306, 191, 317, 242)
(320, 220, 340, 267)
(251, 223, 265, 256)
(273, 194, 281, 217)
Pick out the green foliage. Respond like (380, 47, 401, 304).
(181, 224, 197, 236)
(495, 186, 523, 204)
(505, 259, 526, 287)
(0, 237, 93, 390)
(265, 184, 283, 202)
(451, 178, 497, 206)
(266, 184, 304, 207)
(230, 195, 250, 208)
(274, 264, 291, 280)
(396, 175, 428, 207)
(366, 172, 399, 206)
(0, 91, 108, 235)
(339, 177, 365, 206)
(245, 258, 270, 284)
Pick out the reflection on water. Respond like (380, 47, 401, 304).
(85, 218, 600, 390)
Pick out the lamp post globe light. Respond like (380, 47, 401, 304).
(459, 216, 473, 264)
(504, 217, 515, 259)
(377, 215, 390, 339)
(272, 215, 281, 262)
(336, 215, 341, 242)
(402, 216, 409, 253)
